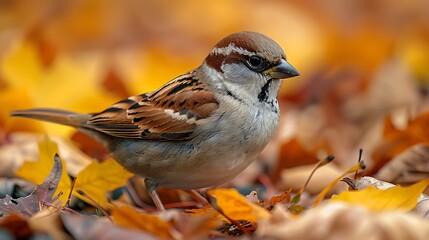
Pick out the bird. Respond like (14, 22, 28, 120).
(11, 31, 299, 211)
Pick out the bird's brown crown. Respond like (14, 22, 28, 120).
(204, 31, 286, 73)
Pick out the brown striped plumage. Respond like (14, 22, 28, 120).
(87, 72, 219, 140)
(10, 31, 299, 212)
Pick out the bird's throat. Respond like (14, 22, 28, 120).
(258, 79, 273, 102)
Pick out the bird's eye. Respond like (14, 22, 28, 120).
(247, 55, 268, 71)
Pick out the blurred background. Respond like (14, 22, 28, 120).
(1, 0, 429, 193)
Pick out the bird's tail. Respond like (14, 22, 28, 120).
(10, 108, 92, 128)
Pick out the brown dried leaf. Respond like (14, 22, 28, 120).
(171, 211, 220, 239)
(281, 163, 346, 194)
(275, 138, 321, 181)
(0, 154, 62, 218)
(0, 214, 32, 239)
(372, 112, 429, 174)
(269, 190, 291, 207)
(375, 144, 429, 184)
(61, 212, 157, 240)
(256, 203, 429, 240)
(29, 207, 71, 240)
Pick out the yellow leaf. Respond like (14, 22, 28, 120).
(111, 206, 172, 239)
(125, 48, 197, 95)
(72, 159, 134, 208)
(207, 188, 270, 223)
(15, 136, 71, 200)
(331, 178, 429, 211)
(0, 88, 43, 133)
(313, 162, 365, 206)
(29, 54, 118, 137)
(15, 137, 133, 206)
(1, 40, 119, 137)
(1, 40, 43, 89)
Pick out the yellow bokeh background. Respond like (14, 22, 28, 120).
(1, 0, 428, 147)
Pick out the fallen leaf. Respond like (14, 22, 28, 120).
(344, 176, 429, 218)
(281, 162, 346, 194)
(61, 212, 157, 240)
(29, 207, 71, 240)
(172, 211, 220, 239)
(331, 178, 429, 211)
(375, 144, 429, 185)
(15, 136, 71, 201)
(269, 190, 291, 207)
(14, 136, 133, 208)
(1, 133, 92, 178)
(184, 205, 219, 218)
(217, 220, 256, 236)
(72, 158, 134, 208)
(33, 154, 63, 205)
(313, 162, 365, 206)
(0, 154, 62, 218)
(206, 188, 270, 223)
(111, 205, 172, 239)
(415, 195, 429, 219)
(273, 138, 321, 183)
(256, 203, 429, 240)
(70, 131, 109, 161)
(372, 112, 429, 174)
(0, 214, 32, 239)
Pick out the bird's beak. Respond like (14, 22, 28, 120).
(265, 59, 299, 79)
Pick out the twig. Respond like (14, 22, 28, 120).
(302, 155, 335, 194)
(354, 148, 363, 179)
(67, 177, 77, 207)
(206, 194, 252, 235)
(75, 189, 113, 223)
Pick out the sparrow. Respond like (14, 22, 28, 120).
(11, 31, 299, 211)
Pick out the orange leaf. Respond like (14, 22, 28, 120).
(206, 189, 270, 223)
(111, 206, 172, 239)
(273, 138, 326, 182)
(269, 190, 291, 207)
(371, 112, 429, 174)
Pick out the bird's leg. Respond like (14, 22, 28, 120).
(144, 178, 165, 212)
(186, 190, 209, 206)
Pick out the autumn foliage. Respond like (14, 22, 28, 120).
(1, 0, 429, 239)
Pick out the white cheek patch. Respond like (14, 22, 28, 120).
(201, 63, 224, 91)
(221, 63, 257, 82)
(211, 43, 255, 57)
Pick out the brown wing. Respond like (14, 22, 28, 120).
(86, 72, 219, 141)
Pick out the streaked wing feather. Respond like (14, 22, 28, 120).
(86, 72, 219, 141)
